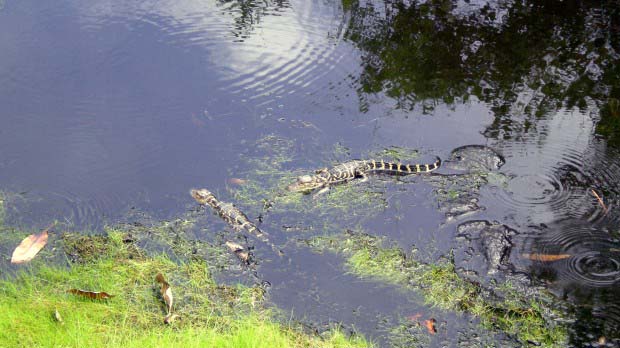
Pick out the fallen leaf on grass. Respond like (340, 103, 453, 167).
(521, 253, 571, 262)
(67, 289, 114, 300)
(225, 241, 250, 262)
(164, 313, 180, 324)
(155, 273, 174, 320)
(424, 318, 437, 335)
(11, 223, 54, 264)
(54, 308, 64, 325)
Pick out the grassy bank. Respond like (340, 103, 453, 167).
(0, 228, 369, 348)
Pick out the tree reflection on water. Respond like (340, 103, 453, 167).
(345, 0, 620, 344)
(345, 0, 620, 141)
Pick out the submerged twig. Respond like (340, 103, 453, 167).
(591, 189, 608, 215)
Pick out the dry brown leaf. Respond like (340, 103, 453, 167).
(521, 253, 571, 262)
(11, 223, 54, 264)
(155, 273, 173, 315)
(227, 178, 247, 186)
(424, 318, 437, 335)
(407, 313, 423, 322)
(591, 189, 608, 214)
(164, 313, 180, 324)
(225, 241, 249, 262)
(67, 289, 114, 300)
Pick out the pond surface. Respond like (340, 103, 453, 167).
(1, 0, 619, 346)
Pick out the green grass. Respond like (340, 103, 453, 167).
(0, 230, 370, 348)
(307, 232, 569, 347)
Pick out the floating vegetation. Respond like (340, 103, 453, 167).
(596, 98, 620, 146)
(305, 231, 569, 347)
(366, 146, 420, 163)
(0, 191, 4, 225)
(428, 145, 509, 222)
(229, 135, 407, 233)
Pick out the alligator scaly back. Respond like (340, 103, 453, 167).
(190, 188, 270, 243)
(287, 157, 441, 193)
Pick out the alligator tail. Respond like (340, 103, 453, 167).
(367, 157, 441, 174)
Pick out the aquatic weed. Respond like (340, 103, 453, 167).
(306, 231, 569, 347)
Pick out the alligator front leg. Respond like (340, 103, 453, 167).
(358, 172, 369, 183)
(312, 186, 331, 199)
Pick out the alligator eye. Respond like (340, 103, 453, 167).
(299, 175, 313, 183)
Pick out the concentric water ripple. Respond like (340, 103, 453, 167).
(487, 109, 620, 224)
(489, 146, 606, 223)
(572, 251, 620, 285)
(522, 222, 620, 288)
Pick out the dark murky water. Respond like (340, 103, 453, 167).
(1, 0, 620, 346)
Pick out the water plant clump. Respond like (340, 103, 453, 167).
(0, 191, 4, 225)
(228, 135, 404, 231)
(0, 229, 371, 348)
(596, 98, 620, 146)
(305, 231, 569, 347)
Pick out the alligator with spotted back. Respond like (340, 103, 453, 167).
(191, 188, 282, 255)
(287, 157, 441, 194)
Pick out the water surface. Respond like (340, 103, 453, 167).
(1, 0, 620, 346)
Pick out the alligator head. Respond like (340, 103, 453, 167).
(190, 188, 217, 205)
(286, 175, 325, 193)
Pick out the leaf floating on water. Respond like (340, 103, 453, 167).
(155, 273, 174, 317)
(190, 113, 206, 128)
(67, 289, 114, 300)
(521, 253, 571, 262)
(227, 178, 247, 186)
(406, 313, 422, 322)
(11, 223, 54, 264)
(225, 241, 250, 262)
(424, 318, 437, 335)
(591, 189, 608, 214)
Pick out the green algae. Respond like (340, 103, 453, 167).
(305, 231, 569, 347)
(228, 135, 430, 235)
(0, 191, 4, 225)
(229, 136, 394, 232)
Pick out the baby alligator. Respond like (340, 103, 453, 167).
(191, 188, 270, 244)
(191, 188, 285, 257)
(287, 157, 441, 194)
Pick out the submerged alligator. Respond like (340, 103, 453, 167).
(191, 188, 282, 255)
(287, 157, 442, 194)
